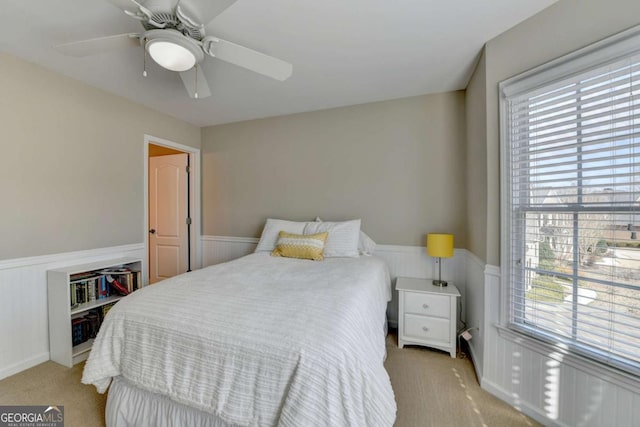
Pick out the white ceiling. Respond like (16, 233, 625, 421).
(1, 0, 557, 127)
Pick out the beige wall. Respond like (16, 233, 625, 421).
(0, 52, 200, 260)
(201, 92, 467, 247)
(465, 49, 488, 263)
(477, 0, 640, 266)
(464, 49, 488, 375)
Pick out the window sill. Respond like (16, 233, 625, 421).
(495, 324, 640, 393)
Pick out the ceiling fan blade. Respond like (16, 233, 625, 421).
(179, 65, 211, 99)
(177, 0, 237, 27)
(54, 33, 140, 57)
(206, 38, 293, 81)
(105, 0, 141, 12)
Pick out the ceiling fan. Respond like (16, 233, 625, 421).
(54, 0, 293, 99)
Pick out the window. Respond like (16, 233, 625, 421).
(501, 28, 640, 374)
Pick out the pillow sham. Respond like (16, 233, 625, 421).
(255, 219, 307, 252)
(358, 230, 377, 256)
(314, 217, 376, 255)
(303, 219, 361, 258)
(271, 231, 329, 261)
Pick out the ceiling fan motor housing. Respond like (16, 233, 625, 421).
(141, 10, 204, 40)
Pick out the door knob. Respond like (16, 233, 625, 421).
(149, 229, 156, 234)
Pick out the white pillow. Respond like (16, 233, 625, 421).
(255, 219, 307, 252)
(304, 219, 361, 258)
(358, 230, 377, 256)
(315, 217, 376, 256)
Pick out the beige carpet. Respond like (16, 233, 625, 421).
(0, 360, 106, 427)
(384, 334, 538, 427)
(0, 333, 537, 427)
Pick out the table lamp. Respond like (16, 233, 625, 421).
(427, 233, 453, 286)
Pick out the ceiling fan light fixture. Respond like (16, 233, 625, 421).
(143, 29, 204, 72)
(148, 40, 196, 72)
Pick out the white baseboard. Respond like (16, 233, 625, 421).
(0, 352, 50, 380)
(482, 378, 566, 427)
(465, 339, 483, 383)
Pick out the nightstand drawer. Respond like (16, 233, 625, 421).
(403, 292, 450, 318)
(403, 314, 450, 343)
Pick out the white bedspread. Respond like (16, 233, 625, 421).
(82, 253, 396, 426)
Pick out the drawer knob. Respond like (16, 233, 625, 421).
(422, 304, 429, 309)
(422, 326, 429, 332)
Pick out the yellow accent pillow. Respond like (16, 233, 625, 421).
(271, 231, 329, 261)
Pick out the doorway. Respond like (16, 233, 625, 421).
(144, 135, 201, 285)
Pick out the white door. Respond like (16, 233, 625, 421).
(149, 153, 188, 284)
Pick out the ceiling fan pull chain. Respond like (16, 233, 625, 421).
(143, 39, 148, 77)
(194, 65, 199, 99)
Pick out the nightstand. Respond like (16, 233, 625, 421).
(396, 277, 460, 358)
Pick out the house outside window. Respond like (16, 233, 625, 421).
(501, 27, 640, 375)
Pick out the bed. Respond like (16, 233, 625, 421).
(82, 251, 397, 426)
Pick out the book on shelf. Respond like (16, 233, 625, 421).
(105, 275, 129, 296)
(102, 301, 117, 318)
(69, 267, 143, 308)
(99, 276, 109, 299)
(120, 272, 133, 293)
(132, 271, 142, 291)
(99, 267, 131, 276)
(70, 284, 77, 308)
(71, 308, 106, 347)
(84, 312, 100, 339)
(71, 317, 88, 346)
(70, 279, 100, 308)
(70, 271, 101, 282)
(87, 278, 96, 302)
(101, 267, 136, 295)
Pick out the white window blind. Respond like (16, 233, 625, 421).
(503, 35, 640, 374)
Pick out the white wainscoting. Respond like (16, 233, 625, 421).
(201, 236, 468, 329)
(478, 264, 640, 427)
(201, 236, 258, 266)
(464, 251, 486, 380)
(0, 244, 144, 380)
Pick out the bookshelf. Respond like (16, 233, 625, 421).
(47, 257, 143, 367)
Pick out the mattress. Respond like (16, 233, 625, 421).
(83, 252, 396, 426)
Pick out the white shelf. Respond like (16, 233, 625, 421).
(71, 339, 95, 365)
(70, 295, 124, 316)
(48, 257, 143, 367)
(49, 257, 141, 275)
(72, 339, 94, 357)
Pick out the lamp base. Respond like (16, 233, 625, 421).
(432, 279, 448, 287)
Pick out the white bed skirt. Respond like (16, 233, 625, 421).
(107, 376, 237, 427)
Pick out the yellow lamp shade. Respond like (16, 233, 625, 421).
(427, 233, 454, 258)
